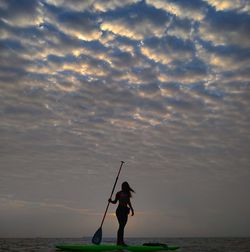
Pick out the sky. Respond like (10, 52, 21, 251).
(0, 0, 250, 238)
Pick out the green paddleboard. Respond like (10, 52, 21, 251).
(55, 244, 180, 251)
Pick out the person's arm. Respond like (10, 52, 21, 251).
(128, 198, 134, 216)
(109, 192, 119, 204)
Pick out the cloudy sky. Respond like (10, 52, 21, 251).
(0, 0, 250, 238)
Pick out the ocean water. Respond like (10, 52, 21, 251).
(0, 237, 249, 252)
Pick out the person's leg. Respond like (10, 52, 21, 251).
(116, 208, 128, 245)
(118, 215, 127, 245)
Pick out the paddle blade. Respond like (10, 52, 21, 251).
(92, 227, 102, 245)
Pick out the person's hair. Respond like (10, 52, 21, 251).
(121, 181, 135, 198)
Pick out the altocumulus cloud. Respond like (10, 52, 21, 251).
(0, 0, 250, 237)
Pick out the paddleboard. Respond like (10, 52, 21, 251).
(56, 244, 180, 251)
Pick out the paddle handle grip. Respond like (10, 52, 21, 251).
(100, 161, 125, 227)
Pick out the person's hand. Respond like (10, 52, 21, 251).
(131, 209, 134, 216)
(108, 198, 112, 203)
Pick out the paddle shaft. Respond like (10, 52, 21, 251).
(100, 161, 125, 228)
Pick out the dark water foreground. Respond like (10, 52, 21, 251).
(0, 237, 249, 252)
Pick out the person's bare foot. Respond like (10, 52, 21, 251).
(117, 243, 128, 247)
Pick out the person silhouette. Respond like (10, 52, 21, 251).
(109, 181, 135, 246)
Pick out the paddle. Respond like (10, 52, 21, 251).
(92, 161, 125, 245)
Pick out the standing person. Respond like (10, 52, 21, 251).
(109, 181, 135, 246)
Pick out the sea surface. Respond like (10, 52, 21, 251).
(0, 237, 249, 252)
